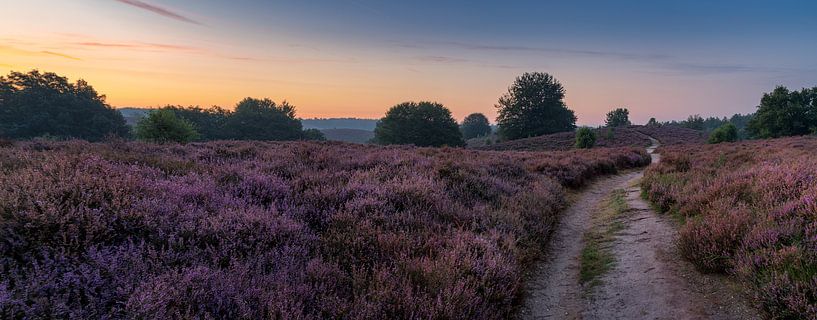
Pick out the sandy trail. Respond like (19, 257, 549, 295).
(521, 137, 758, 320)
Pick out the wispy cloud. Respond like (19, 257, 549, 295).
(413, 55, 469, 64)
(115, 0, 203, 25)
(40, 51, 82, 60)
(402, 40, 669, 62)
(0, 45, 82, 61)
(75, 41, 199, 52)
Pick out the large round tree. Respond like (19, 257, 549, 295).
(0, 70, 129, 141)
(374, 101, 464, 147)
(223, 98, 304, 141)
(495, 72, 577, 140)
(460, 113, 492, 139)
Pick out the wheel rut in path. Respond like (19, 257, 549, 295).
(520, 138, 759, 320)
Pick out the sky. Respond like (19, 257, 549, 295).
(2, 0, 817, 125)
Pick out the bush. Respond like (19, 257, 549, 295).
(374, 101, 464, 147)
(302, 128, 326, 141)
(575, 127, 596, 149)
(748, 86, 817, 138)
(708, 123, 738, 144)
(135, 109, 199, 144)
(0, 140, 651, 318)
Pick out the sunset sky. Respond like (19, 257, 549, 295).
(2, 0, 816, 125)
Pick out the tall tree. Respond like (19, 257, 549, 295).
(495, 72, 576, 140)
(0, 70, 129, 140)
(374, 101, 464, 147)
(460, 113, 492, 139)
(164, 106, 230, 141)
(223, 98, 304, 141)
(748, 86, 817, 138)
(605, 108, 631, 127)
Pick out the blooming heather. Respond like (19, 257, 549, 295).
(0, 140, 649, 319)
(642, 136, 817, 319)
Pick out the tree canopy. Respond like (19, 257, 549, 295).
(575, 127, 596, 149)
(164, 105, 230, 141)
(605, 108, 631, 127)
(707, 123, 738, 144)
(747, 86, 817, 138)
(374, 101, 464, 147)
(460, 113, 492, 139)
(223, 98, 305, 141)
(496, 72, 577, 140)
(0, 70, 129, 141)
(135, 108, 199, 144)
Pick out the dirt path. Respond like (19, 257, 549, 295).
(521, 138, 758, 320)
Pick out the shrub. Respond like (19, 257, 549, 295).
(302, 128, 326, 141)
(374, 101, 464, 147)
(575, 127, 596, 149)
(641, 136, 817, 318)
(135, 109, 199, 144)
(708, 123, 738, 144)
(0, 140, 650, 318)
(224, 98, 304, 141)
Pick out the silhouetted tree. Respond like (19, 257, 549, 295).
(682, 115, 705, 130)
(165, 106, 230, 140)
(224, 98, 304, 141)
(575, 127, 596, 149)
(748, 86, 817, 138)
(0, 70, 129, 141)
(135, 108, 199, 144)
(646, 118, 658, 126)
(708, 123, 738, 144)
(302, 128, 326, 141)
(460, 113, 492, 139)
(605, 108, 631, 127)
(374, 101, 464, 147)
(496, 72, 576, 140)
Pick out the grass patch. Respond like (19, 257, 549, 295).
(579, 189, 629, 289)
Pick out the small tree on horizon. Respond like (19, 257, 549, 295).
(374, 101, 464, 147)
(496, 72, 577, 140)
(460, 113, 492, 139)
(135, 108, 199, 144)
(605, 108, 631, 127)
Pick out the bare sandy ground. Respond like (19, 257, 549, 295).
(520, 137, 759, 320)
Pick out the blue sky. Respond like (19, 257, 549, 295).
(2, 0, 816, 124)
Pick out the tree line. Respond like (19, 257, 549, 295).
(2, 70, 814, 146)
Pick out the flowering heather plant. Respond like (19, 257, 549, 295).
(642, 136, 817, 319)
(0, 140, 650, 319)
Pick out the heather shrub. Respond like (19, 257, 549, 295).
(0, 140, 650, 319)
(642, 136, 817, 318)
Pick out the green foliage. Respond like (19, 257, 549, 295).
(682, 114, 705, 130)
(374, 101, 464, 147)
(575, 127, 597, 149)
(708, 123, 739, 144)
(135, 109, 199, 144)
(748, 86, 817, 138)
(605, 108, 631, 127)
(460, 113, 492, 139)
(496, 72, 577, 140)
(224, 98, 304, 141)
(0, 70, 129, 141)
(302, 128, 326, 141)
(164, 106, 230, 140)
